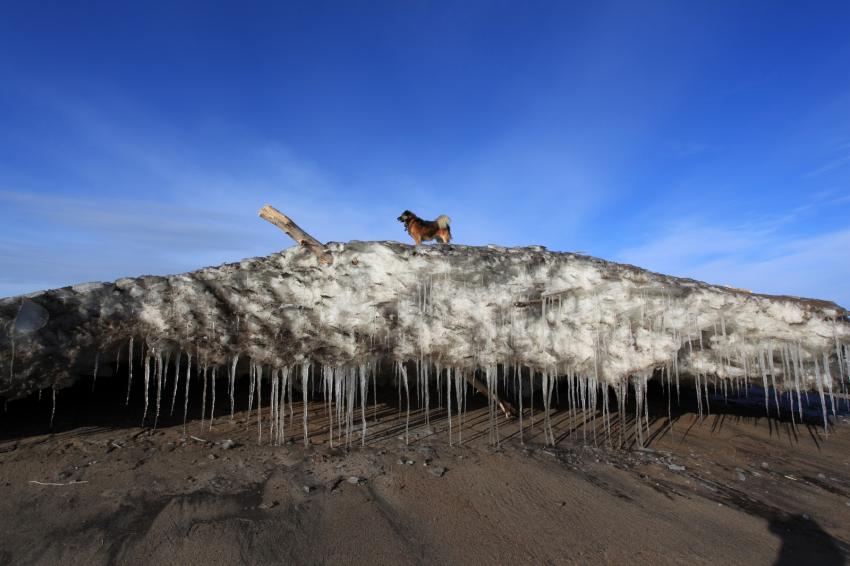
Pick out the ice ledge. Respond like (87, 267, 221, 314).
(1, 241, 848, 404)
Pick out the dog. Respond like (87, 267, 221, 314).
(397, 210, 452, 245)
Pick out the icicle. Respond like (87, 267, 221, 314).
(359, 363, 368, 446)
(643, 373, 650, 434)
(125, 337, 134, 405)
(170, 351, 182, 416)
(396, 360, 402, 422)
(436, 362, 443, 410)
(248, 362, 256, 414)
(567, 370, 575, 436)
(814, 357, 828, 434)
(833, 323, 847, 402)
(837, 346, 848, 413)
(840, 345, 850, 411)
(541, 371, 549, 445)
(346, 365, 356, 446)
(543, 369, 555, 446)
(153, 351, 163, 429)
(780, 346, 795, 427)
(141, 352, 151, 425)
(454, 367, 464, 444)
(281, 366, 290, 444)
(423, 357, 431, 429)
(614, 379, 624, 447)
(579, 375, 587, 444)
(822, 352, 836, 418)
(91, 350, 100, 392)
(373, 360, 379, 423)
(323, 366, 332, 447)
(842, 344, 850, 410)
(758, 350, 769, 417)
(334, 366, 344, 445)
(447, 366, 453, 446)
(529, 368, 535, 430)
(690, 336, 703, 419)
(603, 383, 611, 444)
(301, 361, 309, 446)
(229, 354, 238, 422)
(200, 363, 208, 428)
(591, 376, 599, 446)
(399, 361, 410, 444)
(270, 369, 278, 444)
(518, 365, 524, 444)
(633, 375, 644, 448)
(812, 355, 829, 434)
(163, 350, 171, 394)
(485, 366, 497, 444)
(183, 353, 192, 429)
(209, 366, 217, 430)
(767, 345, 780, 417)
(790, 345, 803, 422)
(288, 366, 294, 433)
(674, 346, 680, 404)
(256, 365, 263, 444)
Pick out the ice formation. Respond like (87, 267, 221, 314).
(0, 241, 848, 446)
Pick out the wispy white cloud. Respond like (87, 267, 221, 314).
(617, 218, 850, 307)
(668, 141, 712, 158)
(803, 153, 850, 178)
(802, 140, 850, 178)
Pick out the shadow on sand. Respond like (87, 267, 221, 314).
(769, 514, 846, 565)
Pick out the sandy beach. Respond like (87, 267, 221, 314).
(1, 378, 848, 565)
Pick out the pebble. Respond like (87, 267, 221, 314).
(667, 464, 686, 472)
(428, 467, 447, 477)
(220, 439, 236, 450)
(347, 476, 366, 485)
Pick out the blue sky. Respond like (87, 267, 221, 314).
(1, 1, 849, 306)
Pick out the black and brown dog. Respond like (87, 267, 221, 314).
(397, 210, 452, 245)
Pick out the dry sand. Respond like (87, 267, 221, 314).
(1, 379, 849, 565)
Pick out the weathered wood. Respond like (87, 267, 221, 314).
(259, 204, 333, 264)
(467, 374, 518, 419)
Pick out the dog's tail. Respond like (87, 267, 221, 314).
(436, 215, 451, 229)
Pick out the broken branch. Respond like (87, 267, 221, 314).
(259, 204, 333, 264)
(466, 374, 518, 419)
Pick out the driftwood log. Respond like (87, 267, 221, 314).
(259, 205, 333, 264)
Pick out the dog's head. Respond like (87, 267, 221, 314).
(397, 210, 415, 225)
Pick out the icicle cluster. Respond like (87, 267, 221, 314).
(0, 241, 847, 445)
